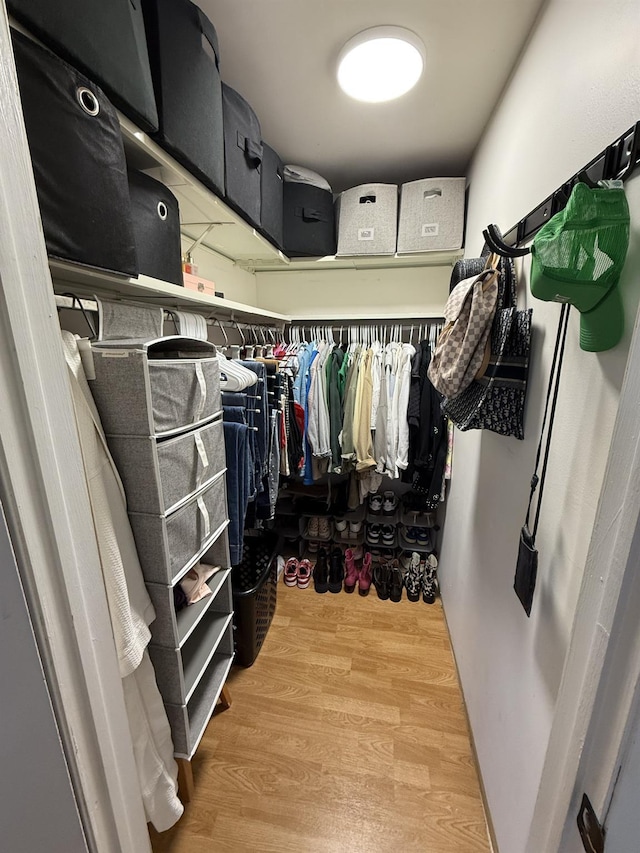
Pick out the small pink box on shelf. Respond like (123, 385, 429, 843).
(183, 272, 216, 296)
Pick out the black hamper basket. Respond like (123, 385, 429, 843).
(232, 532, 278, 667)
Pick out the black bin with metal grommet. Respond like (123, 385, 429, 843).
(7, 0, 158, 133)
(11, 29, 138, 276)
(128, 171, 183, 286)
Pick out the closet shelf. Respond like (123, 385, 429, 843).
(252, 249, 464, 273)
(119, 115, 289, 269)
(49, 260, 289, 325)
(119, 116, 464, 275)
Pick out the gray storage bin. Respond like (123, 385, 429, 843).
(129, 472, 228, 584)
(397, 177, 466, 253)
(336, 183, 398, 256)
(89, 336, 220, 438)
(108, 416, 225, 515)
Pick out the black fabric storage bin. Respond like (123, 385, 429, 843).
(8, 0, 158, 133)
(222, 83, 262, 229)
(232, 533, 278, 667)
(12, 30, 137, 277)
(143, 0, 225, 197)
(259, 142, 284, 250)
(128, 171, 183, 286)
(283, 183, 336, 257)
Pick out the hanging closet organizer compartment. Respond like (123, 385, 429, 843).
(146, 566, 232, 649)
(89, 337, 220, 438)
(283, 182, 336, 257)
(259, 141, 284, 250)
(107, 416, 225, 516)
(128, 170, 184, 286)
(164, 630, 234, 759)
(129, 471, 229, 585)
(397, 177, 466, 253)
(11, 30, 138, 277)
(336, 183, 398, 256)
(222, 83, 263, 229)
(148, 607, 234, 706)
(143, 0, 225, 196)
(8, 0, 158, 133)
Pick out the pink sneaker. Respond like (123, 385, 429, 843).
(284, 557, 299, 587)
(344, 548, 359, 593)
(297, 559, 313, 589)
(358, 552, 373, 596)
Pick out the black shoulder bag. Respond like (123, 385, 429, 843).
(514, 303, 570, 616)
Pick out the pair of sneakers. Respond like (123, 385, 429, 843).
(307, 516, 331, 539)
(404, 526, 432, 548)
(335, 518, 363, 538)
(369, 491, 399, 516)
(343, 549, 373, 596)
(368, 523, 394, 546)
(283, 557, 313, 589)
(404, 552, 439, 604)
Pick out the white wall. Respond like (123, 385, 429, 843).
(255, 265, 450, 319)
(438, 2, 640, 852)
(181, 236, 259, 306)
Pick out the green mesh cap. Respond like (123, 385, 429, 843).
(530, 182, 630, 352)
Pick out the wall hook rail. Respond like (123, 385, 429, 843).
(503, 121, 640, 248)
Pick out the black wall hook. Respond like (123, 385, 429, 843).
(483, 224, 531, 258)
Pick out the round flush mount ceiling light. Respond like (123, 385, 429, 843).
(337, 26, 426, 103)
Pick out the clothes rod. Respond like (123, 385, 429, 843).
(503, 120, 640, 247)
(54, 294, 280, 330)
(288, 319, 444, 331)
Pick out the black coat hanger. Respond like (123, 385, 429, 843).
(59, 292, 97, 339)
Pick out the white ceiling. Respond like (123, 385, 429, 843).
(200, 0, 545, 192)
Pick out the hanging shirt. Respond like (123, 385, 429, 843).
(339, 345, 361, 466)
(370, 340, 383, 429)
(396, 343, 416, 473)
(353, 348, 376, 472)
(327, 347, 345, 472)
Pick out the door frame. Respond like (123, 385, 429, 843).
(0, 6, 151, 851)
(3, 0, 640, 849)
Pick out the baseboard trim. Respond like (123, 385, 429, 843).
(441, 601, 500, 853)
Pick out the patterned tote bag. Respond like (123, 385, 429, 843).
(443, 253, 533, 440)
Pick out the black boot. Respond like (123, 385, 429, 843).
(314, 548, 329, 593)
(328, 548, 344, 593)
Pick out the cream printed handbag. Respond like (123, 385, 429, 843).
(428, 265, 499, 398)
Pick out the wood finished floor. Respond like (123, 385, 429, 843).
(150, 581, 491, 853)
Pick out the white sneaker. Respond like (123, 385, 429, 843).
(383, 490, 398, 515)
